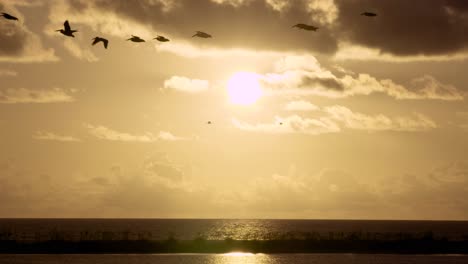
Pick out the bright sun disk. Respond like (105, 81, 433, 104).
(227, 72, 263, 105)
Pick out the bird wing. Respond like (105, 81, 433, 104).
(102, 39, 109, 49)
(92, 38, 100, 46)
(64, 20, 71, 31)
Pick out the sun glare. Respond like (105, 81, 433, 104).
(227, 72, 263, 105)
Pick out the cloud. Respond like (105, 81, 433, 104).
(38, 0, 468, 61)
(261, 55, 464, 101)
(0, 2, 58, 63)
(334, 0, 468, 58)
(163, 76, 210, 93)
(86, 124, 187, 142)
(33, 131, 81, 142)
(324, 106, 437, 132)
(0, 87, 75, 104)
(45, 0, 338, 57)
(232, 115, 341, 135)
(0, 69, 18, 77)
(284, 100, 319, 111)
(233, 105, 436, 134)
(62, 38, 99, 62)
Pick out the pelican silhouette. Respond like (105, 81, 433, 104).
(56, 20, 77, 37)
(1, 12, 18, 21)
(361, 12, 377, 17)
(92, 37, 109, 49)
(292, 23, 318, 31)
(154, 35, 170, 42)
(192, 31, 212, 38)
(127, 35, 145, 42)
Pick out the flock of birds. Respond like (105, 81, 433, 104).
(1, 11, 378, 50)
(1, 10, 377, 125)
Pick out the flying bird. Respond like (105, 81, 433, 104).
(127, 35, 145, 42)
(56, 20, 77, 37)
(154, 35, 170, 42)
(1, 12, 18, 21)
(292, 23, 318, 31)
(92, 37, 109, 49)
(361, 12, 377, 17)
(207, 121, 212, 125)
(192, 31, 212, 38)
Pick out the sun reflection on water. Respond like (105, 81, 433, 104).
(214, 253, 272, 264)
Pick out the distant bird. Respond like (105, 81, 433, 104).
(1, 12, 18, 21)
(292, 23, 318, 31)
(279, 122, 283, 126)
(56, 20, 77, 37)
(361, 12, 377, 17)
(154, 35, 170, 42)
(92, 37, 109, 49)
(192, 31, 212, 38)
(207, 121, 212, 125)
(127, 35, 145, 42)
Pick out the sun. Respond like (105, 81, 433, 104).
(227, 72, 263, 105)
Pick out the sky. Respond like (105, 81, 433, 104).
(1, 0, 468, 220)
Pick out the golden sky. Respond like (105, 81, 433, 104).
(1, 0, 468, 219)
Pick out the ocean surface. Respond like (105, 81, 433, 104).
(1, 254, 468, 264)
(2, 219, 468, 241)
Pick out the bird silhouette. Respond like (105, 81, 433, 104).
(192, 31, 212, 38)
(292, 24, 318, 31)
(56, 20, 77, 37)
(127, 35, 145, 42)
(361, 12, 377, 17)
(207, 121, 212, 125)
(1, 12, 18, 21)
(92, 37, 109, 49)
(154, 35, 170, 42)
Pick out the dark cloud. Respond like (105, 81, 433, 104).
(0, 3, 57, 62)
(300, 76, 344, 91)
(0, 13, 27, 56)
(65, 0, 338, 54)
(336, 0, 468, 56)
(58, 0, 468, 57)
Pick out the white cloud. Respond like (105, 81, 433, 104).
(261, 55, 464, 101)
(33, 131, 81, 142)
(284, 100, 319, 112)
(163, 76, 210, 93)
(234, 105, 436, 134)
(334, 42, 468, 63)
(306, 0, 338, 26)
(325, 106, 437, 132)
(86, 124, 186, 142)
(232, 115, 341, 135)
(0, 87, 75, 104)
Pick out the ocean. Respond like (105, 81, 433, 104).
(1, 253, 468, 264)
(2, 219, 468, 241)
(2, 219, 468, 262)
